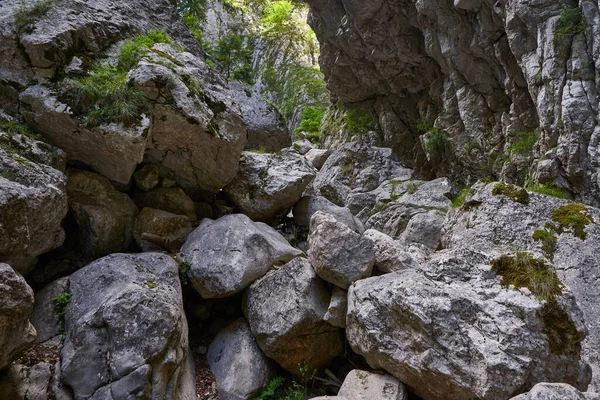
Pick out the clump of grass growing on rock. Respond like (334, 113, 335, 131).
(452, 186, 471, 208)
(507, 130, 538, 158)
(554, 8, 586, 43)
(532, 228, 558, 257)
(551, 203, 594, 240)
(492, 182, 530, 204)
(528, 183, 573, 200)
(14, 0, 53, 31)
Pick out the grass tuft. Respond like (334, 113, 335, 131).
(551, 203, 594, 240)
(528, 183, 573, 200)
(14, 0, 53, 31)
(492, 182, 530, 205)
(452, 186, 471, 208)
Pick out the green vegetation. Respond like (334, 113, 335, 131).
(555, 8, 586, 43)
(14, 0, 53, 31)
(533, 228, 558, 257)
(452, 186, 471, 208)
(295, 106, 325, 141)
(0, 117, 43, 141)
(343, 108, 375, 136)
(253, 376, 287, 400)
(492, 182, 530, 205)
(551, 203, 594, 240)
(507, 130, 538, 157)
(528, 183, 573, 200)
(68, 30, 173, 126)
(146, 280, 158, 289)
(424, 128, 448, 154)
(54, 291, 72, 340)
(175, 255, 190, 285)
(214, 32, 255, 84)
(253, 363, 316, 400)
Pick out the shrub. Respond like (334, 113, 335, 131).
(551, 203, 594, 240)
(492, 182, 530, 205)
(343, 108, 374, 136)
(295, 106, 325, 138)
(54, 292, 72, 319)
(555, 8, 585, 42)
(14, 0, 53, 30)
(253, 376, 286, 400)
(528, 183, 573, 200)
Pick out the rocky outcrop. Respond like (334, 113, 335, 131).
(293, 195, 363, 233)
(244, 257, 343, 375)
(66, 170, 138, 259)
(323, 287, 347, 329)
(0, 263, 36, 370)
(61, 253, 194, 399)
(305, 148, 331, 170)
(182, 214, 302, 298)
(224, 150, 316, 221)
(207, 318, 275, 400)
(511, 383, 600, 400)
(338, 370, 407, 400)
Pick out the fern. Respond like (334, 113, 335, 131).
(253, 376, 286, 400)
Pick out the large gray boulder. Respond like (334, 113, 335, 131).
(293, 195, 364, 233)
(224, 150, 316, 221)
(30, 277, 69, 343)
(347, 248, 590, 400)
(338, 370, 407, 400)
(244, 258, 343, 375)
(305, 148, 331, 170)
(207, 318, 275, 400)
(0, 125, 67, 274)
(66, 170, 138, 259)
(182, 214, 302, 298)
(363, 229, 422, 274)
(0, 263, 36, 370)
(60, 253, 194, 399)
(510, 383, 600, 400)
(308, 211, 374, 289)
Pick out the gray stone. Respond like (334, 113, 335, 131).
(244, 258, 343, 375)
(308, 211, 374, 289)
(510, 383, 600, 400)
(30, 277, 69, 343)
(67, 170, 138, 259)
(338, 370, 407, 400)
(133, 187, 196, 222)
(133, 164, 160, 191)
(324, 287, 347, 329)
(0, 362, 53, 400)
(305, 148, 331, 170)
(61, 253, 194, 399)
(363, 229, 420, 273)
(399, 210, 444, 250)
(182, 214, 302, 298)
(207, 318, 275, 400)
(293, 195, 364, 233)
(133, 208, 192, 252)
(224, 150, 316, 221)
(0, 263, 36, 370)
(293, 139, 314, 155)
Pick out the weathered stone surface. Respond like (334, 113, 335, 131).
(207, 318, 275, 400)
(67, 170, 138, 259)
(293, 139, 314, 155)
(133, 164, 160, 191)
(0, 263, 36, 370)
(399, 210, 444, 250)
(0, 362, 53, 400)
(338, 370, 407, 400)
(61, 253, 194, 399)
(230, 80, 290, 153)
(293, 195, 363, 233)
(308, 211, 374, 288)
(305, 148, 331, 170)
(224, 150, 316, 221)
(30, 277, 69, 343)
(244, 257, 343, 375)
(133, 208, 192, 252)
(182, 214, 302, 298)
(132, 187, 196, 222)
(510, 383, 600, 400)
(324, 287, 347, 329)
(347, 248, 590, 400)
(362, 229, 421, 274)
(0, 128, 67, 273)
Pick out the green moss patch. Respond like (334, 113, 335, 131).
(492, 182, 530, 205)
(532, 228, 558, 257)
(551, 203, 594, 240)
(555, 8, 586, 43)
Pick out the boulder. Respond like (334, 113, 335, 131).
(324, 287, 347, 328)
(61, 253, 194, 399)
(0, 263, 36, 370)
(510, 383, 600, 400)
(293, 139, 314, 155)
(133, 164, 160, 191)
(293, 195, 364, 233)
(305, 148, 331, 170)
(346, 248, 590, 400)
(244, 258, 343, 375)
(363, 229, 420, 273)
(133, 208, 192, 252)
(182, 214, 302, 298)
(66, 170, 138, 259)
(30, 277, 69, 343)
(399, 210, 444, 250)
(0, 126, 67, 274)
(308, 212, 374, 288)
(338, 370, 407, 400)
(230, 80, 290, 152)
(0, 362, 53, 400)
(207, 318, 275, 400)
(224, 150, 316, 221)
(132, 187, 196, 222)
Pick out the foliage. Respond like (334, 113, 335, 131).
(295, 106, 325, 137)
(492, 182, 530, 205)
(260, 0, 313, 46)
(252, 363, 316, 400)
(118, 30, 174, 71)
(0, 117, 43, 141)
(253, 376, 287, 400)
(551, 203, 594, 240)
(176, 0, 207, 22)
(418, 119, 448, 154)
(452, 186, 471, 208)
(175, 254, 190, 285)
(343, 108, 375, 136)
(508, 130, 538, 157)
(533, 228, 558, 257)
(213, 32, 255, 84)
(54, 292, 72, 319)
(528, 183, 573, 200)
(14, 0, 53, 31)
(555, 8, 585, 42)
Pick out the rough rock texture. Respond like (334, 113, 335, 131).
(323, 287, 347, 329)
(511, 383, 600, 400)
(444, 181, 600, 391)
(66, 170, 138, 259)
(305, 0, 600, 205)
(230, 80, 290, 152)
(134, 164, 160, 191)
(30, 277, 69, 343)
(347, 248, 591, 400)
(293, 195, 364, 233)
(305, 148, 331, 170)
(182, 214, 302, 298)
(244, 258, 343, 375)
(133, 208, 192, 252)
(0, 263, 36, 370)
(207, 318, 275, 400)
(224, 150, 316, 221)
(0, 362, 54, 400)
(308, 211, 374, 288)
(0, 127, 67, 273)
(363, 229, 422, 274)
(133, 187, 197, 222)
(399, 210, 444, 250)
(338, 370, 407, 400)
(61, 253, 194, 400)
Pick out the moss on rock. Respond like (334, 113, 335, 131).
(551, 203, 594, 240)
(492, 182, 529, 204)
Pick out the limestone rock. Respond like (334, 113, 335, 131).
(30, 277, 69, 343)
(224, 150, 316, 221)
(308, 211, 374, 288)
(182, 214, 302, 298)
(0, 263, 36, 370)
(67, 170, 138, 259)
(363, 229, 420, 273)
(510, 383, 600, 400)
(324, 287, 347, 329)
(244, 258, 343, 375)
(293, 139, 314, 155)
(293, 195, 364, 233)
(133, 208, 192, 252)
(399, 211, 444, 250)
(305, 148, 331, 170)
(61, 253, 194, 399)
(338, 370, 407, 400)
(0, 362, 53, 400)
(207, 318, 275, 400)
(132, 187, 196, 222)
(133, 164, 160, 191)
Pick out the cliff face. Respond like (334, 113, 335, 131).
(306, 0, 600, 204)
